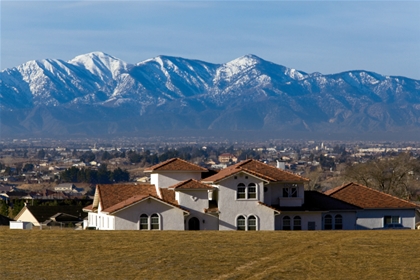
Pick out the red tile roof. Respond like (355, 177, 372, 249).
(325, 182, 418, 209)
(83, 204, 93, 212)
(159, 188, 178, 205)
(144, 158, 207, 172)
(169, 179, 214, 190)
(97, 183, 157, 212)
(96, 183, 185, 214)
(202, 159, 309, 183)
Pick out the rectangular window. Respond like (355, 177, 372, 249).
(283, 187, 298, 197)
(384, 216, 400, 225)
(283, 217, 291, 230)
(237, 219, 246, 231)
(237, 187, 246, 199)
(293, 218, 302, 230)
(151, 216, 159, 230)
(248, 187, 256, 199)
(248, 218, 257, 231)
(140, 216, 148, 230)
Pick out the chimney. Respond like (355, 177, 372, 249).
(276, 160, 285, 170)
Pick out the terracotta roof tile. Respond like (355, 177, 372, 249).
(169, 179, 214, 190)
(97, 183, 157, 212)
(96, 183, 187, 214)
(144, 158, 207, 172)
(202, 159, 309, 183)
(83, 204, 93, 212)
(325, 182, 418, 209)
(159, 188, 178, 205)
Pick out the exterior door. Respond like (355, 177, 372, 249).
(188, 217, 200, 230)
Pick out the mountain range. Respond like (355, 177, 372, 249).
(1, 52, 419, 140)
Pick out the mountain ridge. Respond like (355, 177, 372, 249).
(1, 52, 419, 140)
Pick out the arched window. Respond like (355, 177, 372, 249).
(293, 216, 302, 230)
(248, 216, 257, 231)
(335, 215, 343, 230)
(139, 214, 148, 230)
(283, 216, 291, 230)
(237, 183, 246, 199)
(248, 183, 257, 199)
(151, 214, 160, 230)
(237, 215, 246, 231)
(324, 214, 333, 230)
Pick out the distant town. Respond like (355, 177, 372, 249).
(1, 137, 419, 228)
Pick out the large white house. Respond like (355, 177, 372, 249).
(83, 158, 419, 231)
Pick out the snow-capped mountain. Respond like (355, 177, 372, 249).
(1, 52, 419, 139)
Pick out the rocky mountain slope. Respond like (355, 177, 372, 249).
(1, 52, 419, 139)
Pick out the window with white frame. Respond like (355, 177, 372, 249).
(293, 216, 302, 230)
(282, 184, 298, 197)
(248, 183, 257, 199)
(324, 214, 333, 230)
(384, 216, 400, 226)
(236, 215, 258, 231)
(151, 214, 160, 230)
(236, 183, 258, 200)
(324, 214, 343, 230)
(139, 214, 160, 230)
(237, 183, 246, 199)
(248, 215, 257, 231)
(237, 216, 246, 230)
(140, 214, 148, 230)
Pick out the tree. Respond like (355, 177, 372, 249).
(102, 151, 113, 161)
(23, 163, 34, 172)
(345, 153, 420, 199)
(111, 168, 130, 183)
(37, 149, 46, 159)
(80, 151, 95, 163)
(0, 201, 9, 217)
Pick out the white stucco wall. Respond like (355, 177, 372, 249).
(151, 172, 202, 189)
(356, 209, 416, 229)
(217, 175, 276, 230)
(177, 190, 218, 230)
(113, 198, 185, 230)
(177, 190, 209, 212)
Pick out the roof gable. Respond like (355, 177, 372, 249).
(325, 182, 418, 209)
(97, 183, 157, 211)
(95, 183, 186, 214)
(202, 159, 309, 183)
(144, 158, 207, 172)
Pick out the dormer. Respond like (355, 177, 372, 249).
(144, 158, 208, 189)
(278, 183, 305, 207)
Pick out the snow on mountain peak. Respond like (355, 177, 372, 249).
(68, 51, 130, 79)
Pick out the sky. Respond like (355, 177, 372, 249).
(1, 1, 420, 79)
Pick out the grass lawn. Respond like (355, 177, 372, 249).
(1, 228, 419, 279)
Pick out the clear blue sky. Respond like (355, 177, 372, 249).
(1, 1, 420, 79)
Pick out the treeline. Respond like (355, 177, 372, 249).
(60, 164, 129, 184)
(126, 146, 262, 165)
